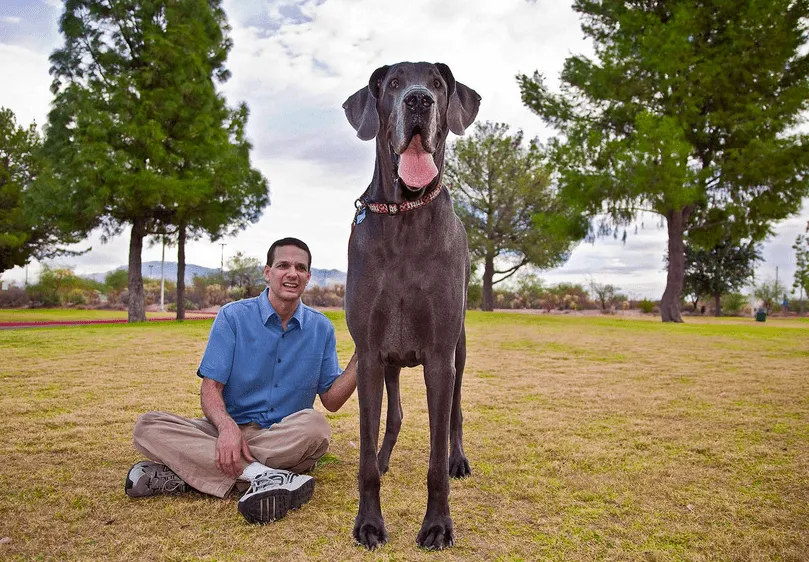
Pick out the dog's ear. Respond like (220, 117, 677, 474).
(435, 63, 481, 136)
(343, 65, 389, 141)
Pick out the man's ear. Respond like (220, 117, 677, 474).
(342, 65, 389, 141)
(435, 62, 481, 136)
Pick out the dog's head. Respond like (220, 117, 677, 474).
(343, 62, 480, 191)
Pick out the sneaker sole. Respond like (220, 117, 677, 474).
(238, 479, 315, 524)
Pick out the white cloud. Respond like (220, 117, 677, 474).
(0, 0, 806, 301)
(1, 16, 22, 24)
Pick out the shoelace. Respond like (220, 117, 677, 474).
(247, 471, 296, 493)
(150, 467, 186, 492)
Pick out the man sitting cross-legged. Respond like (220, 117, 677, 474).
(125, 237, 357, 524)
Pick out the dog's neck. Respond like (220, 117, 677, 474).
(366, 139, 448, 204)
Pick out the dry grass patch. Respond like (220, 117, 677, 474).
(1, 312, 807, 561)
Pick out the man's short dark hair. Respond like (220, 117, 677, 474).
(266, 237, 312, 271)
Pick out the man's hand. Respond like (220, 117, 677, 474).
(320, 352, 358, 412)
(215, 422, 255, 478)
(200, 376, 256, 478)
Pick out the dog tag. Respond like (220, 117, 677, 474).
(355, 208, 366, 226)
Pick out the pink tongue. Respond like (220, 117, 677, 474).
(398, 135, 438, 188)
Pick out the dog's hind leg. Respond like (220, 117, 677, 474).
(378, 366, 402, 474)
(448, 326, 471, 478)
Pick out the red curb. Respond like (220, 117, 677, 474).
(0, 315, 215, 328)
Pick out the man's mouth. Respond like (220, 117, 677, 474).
(282, 282, 298, 289)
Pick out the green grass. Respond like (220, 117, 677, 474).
(1, 311, 807, 561)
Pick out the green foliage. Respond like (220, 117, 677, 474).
(755, 279, 788, 314)
(226, 251, 263, 296)
(518, 0, 809, 321)
(638, 299, 655, 314)
(793, 223, 809, 302)
(104, 269, 129, 293)
(37, 0, 269, 322)
(25, 265, 102, 307)
(0, 108, 81, 275)
(446, 121, 586, 311)
(720, 292, 750, 317)
(466, 281, 482, 310)
(682, 241, 761, 316)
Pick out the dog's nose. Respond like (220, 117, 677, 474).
(404, 89, 434, 112)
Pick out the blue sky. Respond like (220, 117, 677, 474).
(1, 0, 806, 299)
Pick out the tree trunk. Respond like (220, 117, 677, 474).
(176, 226, 186, 320)
(714, 292, 722, 317)
(482, 256, 494, 312)
(127, 219, 147, 323)
(660, 208, 689, 323)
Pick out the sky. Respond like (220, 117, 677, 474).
(0, 0, 806, 300)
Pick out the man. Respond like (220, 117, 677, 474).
(125, 237, 357, 524)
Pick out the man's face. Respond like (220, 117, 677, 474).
(264, 245, 311, 304)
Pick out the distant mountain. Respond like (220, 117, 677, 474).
(83, 262, 346, 287)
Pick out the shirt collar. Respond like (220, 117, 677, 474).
(259, 287, 306, 329)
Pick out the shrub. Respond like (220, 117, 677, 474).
(0, 286, 30, 308)
(466, 282, 482, 309)
(639, 298, 655, 313)
(720, 292, 749, 316)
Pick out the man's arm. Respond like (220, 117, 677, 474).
(319, 352, 358, 412)
(200, 377, 255, 478)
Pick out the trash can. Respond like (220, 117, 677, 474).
(755, 309, 767, 322)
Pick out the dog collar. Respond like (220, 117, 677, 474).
(353, 182, 442, 230)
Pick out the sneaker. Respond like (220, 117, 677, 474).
(237, 469, 315, 524)
(125, 461, 190, 498)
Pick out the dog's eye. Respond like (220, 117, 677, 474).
(389, 78, 399, 88)
(434, 79, 442, 89)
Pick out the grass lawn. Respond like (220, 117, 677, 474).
(1, 312, 807, 561)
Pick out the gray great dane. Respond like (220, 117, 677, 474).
(342, 62, 481, 550)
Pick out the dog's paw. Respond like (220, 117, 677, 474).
(353, 517, 388, 550)
(377, 450, 392, 475)
(448, 455, 471, 479)
(417, 516, 455, 550)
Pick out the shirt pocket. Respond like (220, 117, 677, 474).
(292, 354, 321, 391)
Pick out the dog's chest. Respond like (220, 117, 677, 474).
(346, 211, 467, 354)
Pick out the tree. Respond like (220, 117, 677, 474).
(519, 0, 809, 322)
(588, 277, 620, 311)
(445, 121, 586, 311)
(755, 279, 788, 314)
(0, 108, 81, 276)
(226, 251, 262, 298)
(793, 222, 809, 313)
(39, 0, 268, 323)
(681, 241, 760, 316)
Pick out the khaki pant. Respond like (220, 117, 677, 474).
(132, 409, 331, 498)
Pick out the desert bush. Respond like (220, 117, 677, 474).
(720, 292, 749, 316)
(0, 286, 30, 308)
(639, 298, 655, 313)
(205, 284, 228, 307)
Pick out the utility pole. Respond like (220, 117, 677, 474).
(220, 243, 227, 273)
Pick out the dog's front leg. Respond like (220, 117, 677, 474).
(417, 355, 456, 550)
(353, 355, 388, 550)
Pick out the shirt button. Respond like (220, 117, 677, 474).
(282, 334, 285, 338)
(277, 358, 281, 363)
(270, 408, 275, 412)
(274, 384, 278, 388)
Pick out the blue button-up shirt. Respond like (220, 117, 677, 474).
(197, 288, 342, 428)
